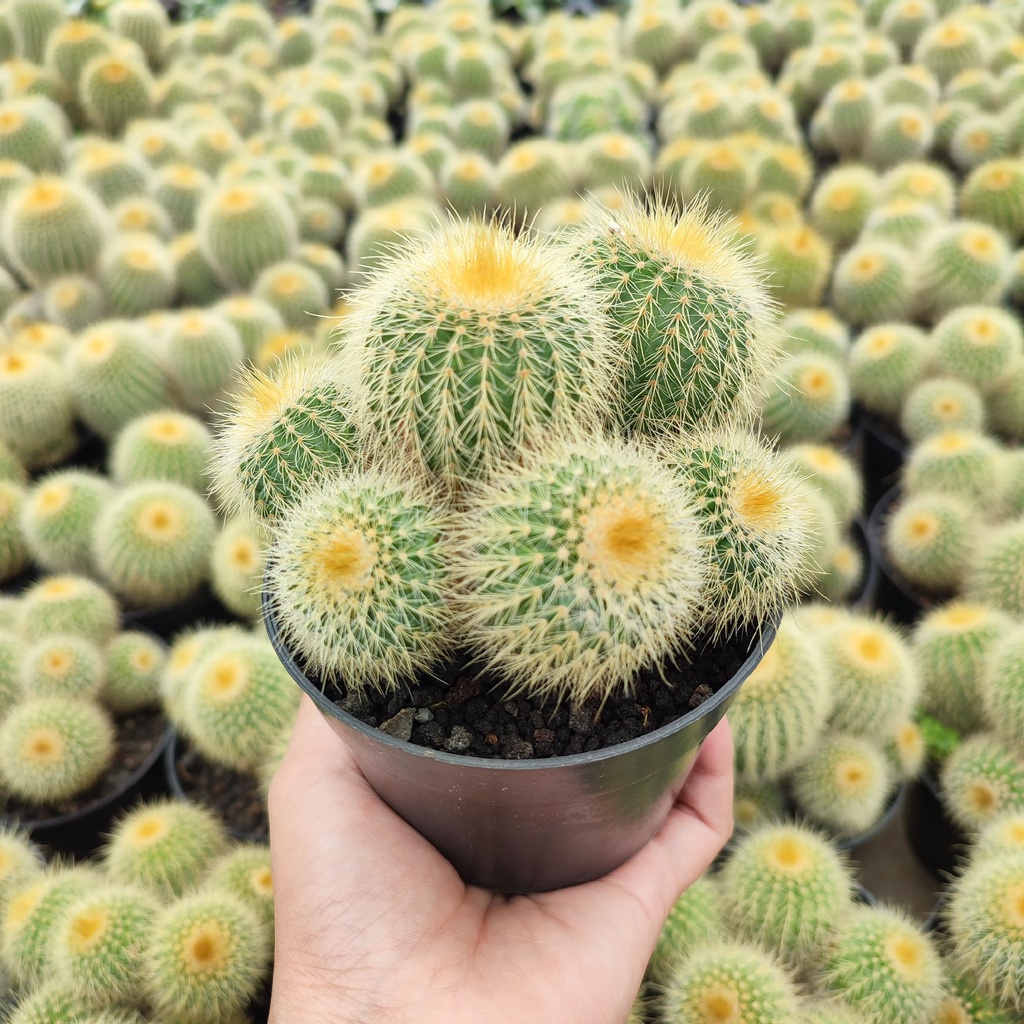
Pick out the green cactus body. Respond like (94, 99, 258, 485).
(0, 349, 74, 471)
(981, 627, 1024, 755)
(823, 614, 920, 735)
(0, 827, 43, 922)
(351, 150, 434, 210)
(203, 843, 274, 929)
(169, 232, 225, 307)
(881, 0, 938, 54)
(437, 151, 492, 217)
(975, 811, 1024, 866)
(932, 307, 1023, 396)
(450, 99, 509, 161)
(861, 198, 943, 251)
(783, 444, 862, 525)
(0, 439, 24, 485)
(881, 161, 956, 214)
(0, 99, 66, 174)
(298, 198, 343, 247)
(0, 629, 25, 717)
(143, 890, 268, 1024)
(108, 0, 168, 68)
(21, 635, 104, 702)
(753, 144, 813, 202)
(942, 732, 1024, 831)
(1, 866, 100, 991)
(252, 260, 329, 332)
(1005, 449, 1024, 514)
(961, 160, 1024, 241)
(818, 904, 943, 1024)
(19, 575, 118, 643)
(159, 625, 245, 727)
(79, 52, 153, 136)
(42, 19, 113, 94)
(865, 103, 935, 170)
(213, 295, 285, 362)
(679, 143, 753, 214)
(107, 196, 172, 241)
(0, 480, 29, 583)
(885, 492, 977, 593)
(98, 231, 175, 319)
(102, 630, 164, 714)
(732, 778, 784, 833)
(210, 518, 265, 621)
(720, 821, 855, 965)
(831, 241, 914, 327)
(913, 19, 986, 83)
(758, 224, 832, 308)
(346, 198, 440, 281)
(934, 971, 1018, 1024)
(50, 883, 159, 1008)
(647, 875, 725, 985)
(778, 309, 849, 361)
(848, 323, 928, 420)
(811, 164, 879, 246)
(813, 78, 874, 158)
(904, 429, 1004, 508)
(915, 601, 1014, 734)
(622, 8, 682, 74)
(9, 0, 65, 64)
(66, 321, 171, 441)
(0, 697, 113, 805)
(815, 536, 864, 603)
(759, 353, 851, 445)
(901, 378, 986, 443)
(495, 139, 570, 213)
(277, 16, 315, 66)
(950, 115, 1010, 174)
(151, 163, 210, 232)
(196, 182, 297, 290)
(660, 940, 800, 1024)
(41, 275, 104, 334)
(110, 411, 211, 493)
(69, 140, 148, 208)
(298, 153, 353, 209)
(162, 310, 244, 414)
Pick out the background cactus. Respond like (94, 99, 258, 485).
(758, 352, 851, 445)
(980, 628, 1024, 756)
(109, 411, 212, 492)
(20, 635, 104, 702)
(102, 630, 164, 714)
(967, 518, 1024, 619)
(647, 875, 725, 986)
(19, 574, 118, 643)
(942, 732, 1024, 832)
(900, 377, 986, 443)
(0, 350, 74, 471)
(162, 309, 245, 414)
(0, 480, 30, 584)
(885, 491, 978, 593)
(209, 518, 265, 621)
(903, 430, 1005, 509)
(831, 240, 914, 326)
(202, 842, 274, 929)
(98, 231, 175, 318)
(79, 51, 154, 136)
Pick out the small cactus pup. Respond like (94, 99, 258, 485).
(848, 323, 928, 424)
(0, 696, 113, 805)
(92, 481, 216, 609)
(947, 852, 1024, 1013)
(143, 889, 270, 1024)
(647, 875, 726, 986)
(719, 821, 856, 966)
(790, 732, 895, 839)
(0, 349, 75, 470)
(20, 634, 104, 702)
(268, 464, 453, 697)
(981, 627, 1024, 756)
(566, 194, 777, 436)
(967, 517, 1024, 619)
(884, 491, 978, 594)
(817, 904, 944, 1024)
(665, 428, 817, 637)
(659, 940, 801, 1024)
(758, 352, 851, 445)
(931, 306, 1024, 397)
(942, 732, 1024, 832)
(343, 215, 614, 488)
(18, 469, 113, 575)
(102, 630, 165, 714)
(900, 377, 986, 444)
(210, 354, 360, 529)
(103, 798, 228, 900)
(451, 433, 706, 705)
(19, 574, 118, 644)
(210, 518, 265, 620)
(49, 882, 159, 1010)
(729, 612, 831, 784)
(180, 634, 298, 773)
(914, 601, 1015, 736)
(202, 842, 273, 929)
(109, 411, 212, 493)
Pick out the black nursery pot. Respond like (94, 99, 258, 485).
(903, 764, 969, 882)
(867, 485, 933, 625)
(851, 514, 881, 612)
(855, 406, 907, 512)
(265, 601, 777, 894)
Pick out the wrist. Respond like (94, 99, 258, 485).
(268, 956, 399, 1024)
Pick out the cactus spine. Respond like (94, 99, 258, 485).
(942, 732, 1024, 832)
(102, 630, 165, 714)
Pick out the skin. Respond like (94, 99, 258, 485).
(268, 697, 734, 1024)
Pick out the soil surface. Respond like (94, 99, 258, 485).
(0, 709, 167, 823)
(175, 742, 269, 840)
(315, 628, 757, 760)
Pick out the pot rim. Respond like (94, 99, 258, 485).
(263, 588, 779, 773)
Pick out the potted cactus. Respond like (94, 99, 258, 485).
(216, 200, 821, 892)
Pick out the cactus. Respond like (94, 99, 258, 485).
(782, 444, 862, 525)
(0, 827, 43, 923)
(19, 574, 119, 643)
(733, 778, 786, 834)
(439, 151, 494, 217)
(196, 181, 298, 290)
(778, 309, 849, 361)
(0, 98, 66, 174)
(9, 0, 65, 64)
(817, 904, 943, 1024)
(759, 353, 851, 446)
(97, 231, 175, 319)
(961, 159, 1024, 241)
(298, 198, 343, 247)
(915, 601, 1014, 734)
(831, 241, 914, 327)
(1, 176, 107, 286)
(0, 628, 24, 715)
(757, 224, 832, 309)
(880, 161, 956, 215)
(252, 260, 330, 332)
(719, 821, 855, 965)
(848, 324, 928, 421)
(913, 18, 987, 84)
(202, 842, 273, 929)
(950, 115, 1010, 175)
(816, 537, 864, 603)
(102, 630, 165, 714)
(21, 635, 104, 702)
(151, 163, 210, 232)
(931, 306, 1023, 396)
(210, 518, 265, 621)
(109, 411, 212, 493)
(69, 140, 148, 208)
(901, 378, 986, 444)
(41, 275, 104, 333)
(79, 51, 153, 136)
(495, 139, 571, 213)
(213, 295, 285, 362)
(885, 716, 926, 782)
(720, 611, 831, 782)
(934, 971, 1018, 1024)
(351, 150, 434, 210)
(159, 625, 246, 727)
(668, 429, 816, 635)
(981, 628, 1024, 756)
(659, 941, 800, 1024)
(885, 492, 978, 593)
(162, 310, 244, 414)
(50, 882, 159, 1009)
(679, 143, 754, 214)
(0, 351, 72, 471)
(814, 79, 878, 160)
(861, 198, 943, 251)
(168, 232, 225, 307)
(268, 463, 454, 696)
(792, 731, 894, 838)
(648, 875, 725, 986)
(104, 798, 228, 899)
(822, 614, 920, 736)
(0, 697, 113, 805)
(346, 198, 441, 281)
(974, 810, 1024, 866)
(108, 0, 168, 68)
(904, 429, 1004, 508)
(942, 732, 1024, 832)
(0, 480, 29, 583)
(865, 104, 935, 170)
(450, 99, 509, 162)
(810, 164, 879, 247)
(143, 890, 269, 1024)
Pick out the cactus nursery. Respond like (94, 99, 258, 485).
(1, 0, 1024, 1018)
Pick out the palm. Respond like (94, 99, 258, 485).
(269, 698, 733, 1024)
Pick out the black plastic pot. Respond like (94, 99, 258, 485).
(866, 486, 935, 625)
(856, 406, 907, 512)
(836, 779, 907, 852)
(265, 599, 779, 894)
(903, 764, 970, 882)
(3, 723, 173, 860)
(851, 515, 881, 611)
(122, 584, 238, 641)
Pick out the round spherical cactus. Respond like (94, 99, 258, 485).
(967, 518, 1024, 619)
(0, 696, 113, 805)
(40, 273, 104, 333)
(732, 778, 786, 835)
(974, 811, 1024, 866)
(108, 0, 168, 67)
(159, 624, 246, 727)
(69, 139, 148, 208)
(719, 821, 855, 965)
(981, 628, 1024, 756)
(666, 428, 816, 636)
(0, 826, 43, 925)
(961, 159, 1024, 242)
(757, 224, 832, 309)
(816, 537, 865, 604)
(79, 51, 154, 136)
(900, 378, 986, 443)
(648, 875, 725, 986)
(0, 480, 29, 584)
(143, 890, 269, 1024)
(913, 18, 986, 83)
(778, 309, 849, 362)
(0, 98, 66, 174)
(791, 731, 894, 839)
(814, 79, 879, 161)
(109, 411, 212, 493)
(20, 635, 104, 702)
(831, 241, 914, 327)
(168, 231, 225, 307)
(151, 163, 210, 232)
(950, 115, 1010, 175)
(759, 353, 851, 445)
(209, 518, 265, 621)
(1, 176, 107, 286)
(102, 630, 165, 714)
(861, 197, 943, 252)
(161, 309, 245, 414)
(252, 259, 329, 331)
(196, 181, 298, 290)
(903, 429, 1005, 508)
(19, 574, 118, 643)
(942, 732, 1024, 832)
(439, 150, 495, 217)
(65, 320, 172, 441)
(885, 492, 978, 593)
(346, 198, 441, 281)
(495, 139, 571, 213)
(782, 444, 862, 526)
(202, 842, 273, 929)
(809, 163, 879, 248)
(753, 144, 814, 202)
(98, 231, 175, 319)
(931, 306, 1024, 396)
(865, 104, 935, 170)
(213, 294, 286, 362)
(817, 904, 944, 1024)
(92, 481, 216, 609)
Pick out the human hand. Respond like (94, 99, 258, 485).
(267, 696, 734, 1024)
